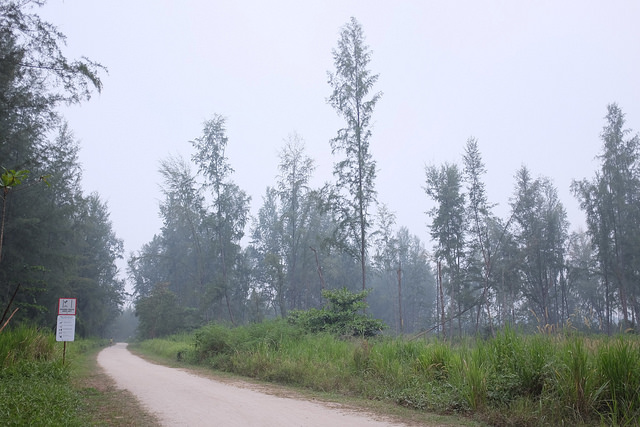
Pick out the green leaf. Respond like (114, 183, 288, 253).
(1, 168, 30, 189)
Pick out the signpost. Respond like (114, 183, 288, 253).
(57, 298, 77, 364)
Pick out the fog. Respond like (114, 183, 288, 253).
(40, 1, 640, 262)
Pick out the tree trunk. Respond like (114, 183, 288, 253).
(397, 262, 403, 333)
(438, 261, 446, 340)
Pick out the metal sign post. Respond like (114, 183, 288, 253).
(57, 298, 77, 364)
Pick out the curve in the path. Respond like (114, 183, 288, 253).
(97, 343, 406, 427)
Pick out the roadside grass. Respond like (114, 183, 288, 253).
(133, 328, 480, 427)
(0, 325, 84, 426)
(135, 320, 640, 426)
(0, 325, 159, 426)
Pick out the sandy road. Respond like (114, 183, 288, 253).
(97, 343, 407, 426)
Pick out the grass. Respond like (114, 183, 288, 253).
(0, 325, 83, 426)
(7, 320, 629, 426)
(0, 325, 159, 426)
(135, 320, 640, 426)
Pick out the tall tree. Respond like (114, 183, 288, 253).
(424, 163, 468, 337)
(395, 227, 435, 333)
(0, 0, 112, 334)
(191, 115, 250, 325)
(128, 236, 167, 301)
(251, 186, 286, 316)
(462, 137, 496, 333)
(327, 17, 382, 291)
(276, 133, 315, 311)
(156, 155, 205, 309)
(511, 167, 568, 326)
(566, 230, 604, 330)
(0, 0, 104, 173)
(371, 204, 400, 330)
(370, 207, 436, 334)
(69, 193, 125, 337)
(130, 155, 208, 331)
(572, 104, 640, 331)
(483, 217, 520, 329)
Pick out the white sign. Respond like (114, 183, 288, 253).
(56, 315, 76, 342)
(58, 298, 77, 315)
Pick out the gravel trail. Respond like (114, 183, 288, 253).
(97, 343, 407, 426)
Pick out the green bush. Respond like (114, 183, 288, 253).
(192, 319, 304, 369)
(288, 287, 386, 337)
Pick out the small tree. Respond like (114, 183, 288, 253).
(288, 287, 386, 337)
(135, 283, 185, 339)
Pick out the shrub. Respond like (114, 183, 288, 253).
(288, 287, 386, 337)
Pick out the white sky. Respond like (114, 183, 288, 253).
(39, 1, 640, 265)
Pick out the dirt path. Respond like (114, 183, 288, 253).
(97, 343, 408, 426)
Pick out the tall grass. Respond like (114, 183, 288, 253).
(0, 325, 86, 426)
(140, 321, 640, 426)
(597, 337, 640, 424)
(136, 331, 195, 361)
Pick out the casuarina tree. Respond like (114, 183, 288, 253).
(327, 17, 382, 292)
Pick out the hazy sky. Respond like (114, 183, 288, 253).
(40, 1, 640, 265)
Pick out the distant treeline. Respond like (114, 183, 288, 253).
(2, 3, 638, 340)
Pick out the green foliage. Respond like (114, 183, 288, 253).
(328, 17, 381, 291)
(0, 0, 104, 105)
(552, 337, 604, 422)
(249, 134, 320, 317)
(140, 324, 640, 425)
(0, 3, 120, 336)
(413, 340, 454, 381)
(0, 168, 29, 191)
(596, 337, 640, 423)
(288, 287, 386, 337)
(135, 283, 195, 339)
(135, 333, 195, 363)
(0, 326, 85, 426)
(424, 162, 470, 336)
(191, 319, 305, 371)
(131, 117, 251, 327)
(0, 324, 57, 365)
(572, 103, 640, 331)
(511, 166, 568, 326)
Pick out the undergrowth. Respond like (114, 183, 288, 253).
(0, 325, 85, 426)
(138, 321, 640, 426)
